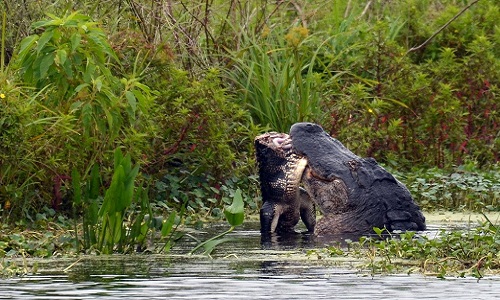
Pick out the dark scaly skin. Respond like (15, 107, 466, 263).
(255, 132, 316, 234)
(290, 122, 426, 235)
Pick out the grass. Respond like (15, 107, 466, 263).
(225, 25, 325, 132)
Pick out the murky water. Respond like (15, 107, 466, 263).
(1, 214, 499, 299)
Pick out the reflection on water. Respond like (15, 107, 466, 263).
(1, 221, 499, 299)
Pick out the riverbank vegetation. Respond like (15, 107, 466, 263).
(308, 214, 499, 278)
(0, 0, 499, 277)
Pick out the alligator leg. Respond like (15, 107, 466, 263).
(260, 201, 276, 233)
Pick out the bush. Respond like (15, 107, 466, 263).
(1, 11, 260, 220)
(317, 0, 500, 169)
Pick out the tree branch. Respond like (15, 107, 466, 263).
(407, 0, 481, 54)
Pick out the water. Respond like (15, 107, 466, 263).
(1, 216, 499, 300)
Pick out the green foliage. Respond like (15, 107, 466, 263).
(190, 189, 245, 256)
(2, 0, 500, 221)
(1, 11, 156, 218)
(393, 163, 500, 211)
(15, 11, 153, 138)
(143, 66, 258, 182)
(223, 189, 245, 227)
(154, 172, 260, 220)
(310, 218, 499, 278)
(318, 0, 500, 168)
(71, 149, 182, 254)
(226, 25, 324, 132)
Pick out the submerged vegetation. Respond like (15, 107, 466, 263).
(309, 215, 499, 278)
(0, 0, 499, 278)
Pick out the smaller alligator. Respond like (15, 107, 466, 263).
(255, 132, 316, 234)
(255, 123, 426, 235)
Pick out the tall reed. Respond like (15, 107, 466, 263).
(225, 25, 325, 132)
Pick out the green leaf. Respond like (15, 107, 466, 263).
(71, 168, 82, 206)
(201, 238, 233, 255)
(81, 103, 93, 134)
(373, 227, 386, 236)
(18, 35, 39, 59)
(95, 77, 103, 92)
(125, 91, 137, 114)
(113, 148, 124, 170)
(161, 212, 177, 237)
(70, 33, 82, 52)
(39, 52, 55, 78)
(223, 188, 244, 226)
(88, 164, 100, 199)
(75, 83, 90, 93)
(56, 49, 67, 66)
(36, 30, 54, 54)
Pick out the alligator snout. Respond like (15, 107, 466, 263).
(272, 136, 292, 150)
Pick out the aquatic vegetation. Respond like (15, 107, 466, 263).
(72, 148, 182, 254)
(309, 215, 500, 278)
(190, 189, 245, 256)
(0, 219, 77, 277)
(392, 163, 500, 211)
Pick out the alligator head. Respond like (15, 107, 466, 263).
(289, 122, 426, 235)
(254, 132, 316, 234)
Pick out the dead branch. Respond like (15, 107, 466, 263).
(407, 0, 481, 53)
(358, 1, 373, 20)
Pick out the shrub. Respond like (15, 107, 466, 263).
(3, 12, 155, 218)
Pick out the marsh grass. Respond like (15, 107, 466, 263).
(226, 26, 324, 132)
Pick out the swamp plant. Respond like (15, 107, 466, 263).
(309, 215, 499, 278)
(72, 148, 181, 254)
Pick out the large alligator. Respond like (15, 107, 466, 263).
(255, 122, 426, 235)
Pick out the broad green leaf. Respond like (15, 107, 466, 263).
(113, 148, 124, 171)
(56, 49, 67, 66)
(161, 212, 177, 237)
(94, 77, 103, 92)
(70, 33, 82, 52)
(75, 83, 90, 93)
(87, 198, 99, 226)
(83, 62, 95, 83)
(373, 227, 386, 236)
(125, 91, 137, 114)
(223, 188, 244, 226)
(62, 59, 73, 78)
(81, 103, 92, 134)
(18, 35, 39, 59)
(32, 20, 50, 29)
(101, 165, 125, 215)
(201, 238, 234, 255)
(36, 30, 54, 54)
(39, 52, 55, 78)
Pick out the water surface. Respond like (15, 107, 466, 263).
(1, 213, 499, 299)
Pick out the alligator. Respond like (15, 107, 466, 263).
(255, 122, 426, 235)
(255, 132, 316, 234)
